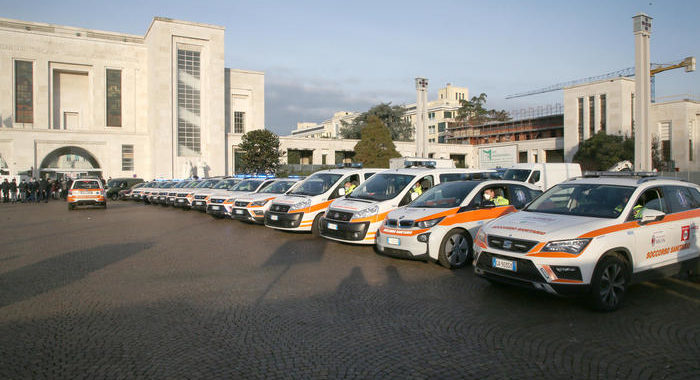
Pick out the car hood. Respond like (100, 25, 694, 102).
(235, 192, 282, 203)
(485, 211, 616, 241)
(328, 198, 379, 213)
(271, 194, 312, 205)
(386, 206, 454, 221)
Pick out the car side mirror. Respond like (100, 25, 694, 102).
(338, 188, 346, 196)
(640, 209, 665, 224)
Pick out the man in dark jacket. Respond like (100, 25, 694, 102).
(1, 179, 9, 203)
(9, 178, 17, 203)
(40, 177, 50, 203)
(18, 179, 28, 203)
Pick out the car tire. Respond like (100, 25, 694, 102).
(589, 254, 629, 312)
(68, 203, 74, 211)
(110, 193, 118, 201)
(312, 213, 324, 238)
(438, 229, 472, 269)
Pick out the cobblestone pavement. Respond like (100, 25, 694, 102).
(0, 200, 698, 379)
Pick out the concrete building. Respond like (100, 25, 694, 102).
(403, 83, 468, 143)
(0, 17, 264, 180)
(563, 77, 699, 170)
(289, 111, 358, 139)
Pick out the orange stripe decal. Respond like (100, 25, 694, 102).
(440, 206, 516, 226)
(379, 226, 430, 236)
(415, 207, 460, 222)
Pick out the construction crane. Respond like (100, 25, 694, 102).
(506, 57, 696, 101)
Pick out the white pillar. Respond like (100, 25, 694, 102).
(633, 13, 653, 171)
(415, 78, 429, 158)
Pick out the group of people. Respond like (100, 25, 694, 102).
(1, 177, 75, 204)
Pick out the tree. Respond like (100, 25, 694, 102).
(340, 103, 413, 141)
(237, 130, 282, 174)
(573, 131, 634, 170)
(353, 116, 402, 168)
(456, 93, 510, 125)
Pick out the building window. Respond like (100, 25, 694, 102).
(177, 49, 201, 156)
(631, 94, 635, 136)
(234, 111, 245, 133)
(15, 60, 33, 124)
(660, 122, 671, 162)
(428, 112, 435, 120)
(106, 69, 122, 127)
(121, 145, 134, 171)
(577, 97, 584, 142)
(599, 94, 606, 133)
(438, 122, 446, 133)
(444, 111, 452, 118)
(589, 96, 595, 137)
(690, 121, 694, 161)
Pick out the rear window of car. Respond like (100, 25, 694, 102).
(73, 180, 101, 189)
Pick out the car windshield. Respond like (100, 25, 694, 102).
(212, 180, 232, 189)
(107, 179, 121, 187)
(260, 180, 296, 194)
(187, 181, 202, 188)
(198, 180, 218, 188)
(173, 181, 188, 188)
(410, 181, 478, 208)
(73, 180, 101, 189)
(502, 169, 531, 182)
(525, 183, 636, 218)
(291, 173, 343, 196)
(231, 180, 264, 192)
(349, 174, 415, 201)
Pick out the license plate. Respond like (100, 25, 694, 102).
(271, 214, 279, 221)
(211, 205, 220, 210)
(235, 209, 244, 214)
(327, 222, 338, 230)
(177, 199, 184, 203)
(386, 237, 400, 246)
(492, 257, 517, 272)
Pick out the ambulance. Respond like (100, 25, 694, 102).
(165, 180, 195, 206)
(191, 178, 238, 211)
(67, 178, 107, 210)
(473, 173, 700, 311)
(265, 166, 379, 235)
(173, 180, 205, 209)
(230, 178, 302, 224)
(321, 168, 499, 245)
(206, 177, 277, 218)
(375, 179, 541, 268)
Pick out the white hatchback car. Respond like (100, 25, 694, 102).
(473, 173, 700, 311)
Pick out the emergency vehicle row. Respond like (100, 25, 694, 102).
(120, 164, 699, 311)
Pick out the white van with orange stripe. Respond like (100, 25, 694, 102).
(375, 180, 541, 267)
(265, 168, 380, 235)
(321, 168, 499, 245)
(474, 173, 700, 311)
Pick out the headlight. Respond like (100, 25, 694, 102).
(290, 198, 312, 210)
(416, 216, 445, 229)
(542, 239, 591, 254)
(187, 193, 194, 197)
(353, 204, 379, 219)
(225, 198, 235, 203)
(251, 199, 269, 207)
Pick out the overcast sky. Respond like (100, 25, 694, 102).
(4, 0, 699, 135)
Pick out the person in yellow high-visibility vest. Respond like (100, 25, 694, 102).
(484, 188, 509, 206)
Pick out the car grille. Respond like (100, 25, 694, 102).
(159, 192, 167, 196)
(487, 235, 538, 253)
(195, 195, 207, 200)
(325, 210, 353, 222)
(168, 192, 177, 196)
(177, 193, 188, 197)
(210, 198, 225, 204)
(235, 201, 250, 207)
(270, 204, 291, 212)
(399, 220, 415, 228)
(385, 219, 398, 227)
(476, 251, 544, 283)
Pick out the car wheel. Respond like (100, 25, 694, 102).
(110, 193, 118, 201)
(68, 203, 74, 210)
(589, 255, 629, 312)
(438, 229, 472, 269)
(312, 213, 324, 238)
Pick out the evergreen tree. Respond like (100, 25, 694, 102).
(573, 131, 634, 170)
(238, 130, 282, 174)
(340, 103, 412, 141)
(353, 116, 402, 168)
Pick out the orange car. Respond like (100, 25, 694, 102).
(67, 178, 107, 210)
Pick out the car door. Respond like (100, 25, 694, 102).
(631, 187, 677, 272)
(662, 185, 700, 263)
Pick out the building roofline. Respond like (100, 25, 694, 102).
(0, 17, 144, 43)
(563, 76, 634, 90)
(145, 17, 225, 37)
(226, 68, 265, 75)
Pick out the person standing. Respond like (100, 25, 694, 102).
(32, 178, 40, 203)
(19, 179, 28, 203)
(40, 177, 50, 203)
(9, 178, 17, 203)
(1, 179, 9, 203)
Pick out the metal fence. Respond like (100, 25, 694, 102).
(657, 171, 700, 185)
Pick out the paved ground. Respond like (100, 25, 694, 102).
(0, 199, 698, 379)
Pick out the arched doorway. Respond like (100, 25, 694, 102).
(40, 146, 102, 180)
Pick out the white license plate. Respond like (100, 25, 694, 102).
(386, 237, 400, 246)
(271, 214, 279, 221)
(177, 199, 184, 203)
(327, 222, 338, 230)
(211, 205, 220, 210)
(492, 257, 517, 272)
(235, 209, 244, 214)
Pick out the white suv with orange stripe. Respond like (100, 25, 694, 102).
(321, 168, 498, 245)
(473, 173, 700, 311)
(67, 178, 107, 210)
(375, 180, 541, 268)
(265, 168, 379, 235)
(231, 178, 301, 223)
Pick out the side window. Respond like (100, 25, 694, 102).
(509, 185, 534, 209)
(475, 185, 511, 207)
(663, 186, 700, 213)
(528, 171, 541, 184)
(331, 174, 359, 199)
(689, 187, 700, 207)
(399, 191, 413, 206)
(630, 188, 665, 220)
(364, 172, 375, 180)
(418, 175, 434, 191)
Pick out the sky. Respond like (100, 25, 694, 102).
(3, 0, 699, 135)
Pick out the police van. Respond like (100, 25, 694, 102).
(320, 168, 498, 245)
(230, 178, 302, 224)
(265, 166, 379, 235)
(206, 177, 277, 218)
(375, 179, 541, 268)
(473, 172, 700, 311)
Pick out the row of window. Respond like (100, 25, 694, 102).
(13, 60, 123, 127)
(427, 111, 454, 120)
(577, 93, 607, 141)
